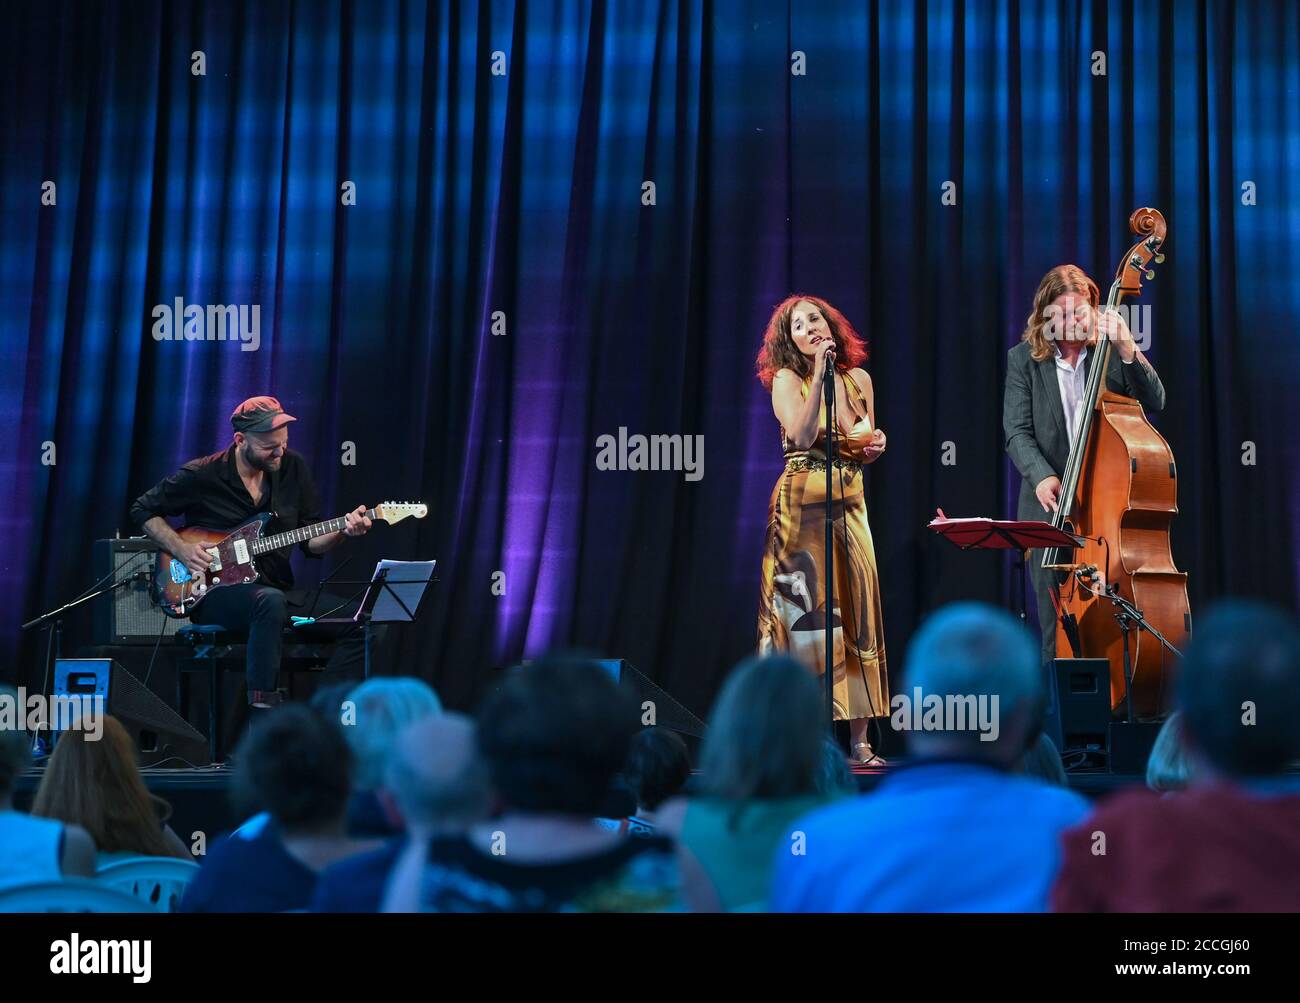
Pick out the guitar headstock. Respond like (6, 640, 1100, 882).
(374, 501, 429, 525)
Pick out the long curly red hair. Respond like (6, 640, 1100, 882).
(755, 294, 869, 390)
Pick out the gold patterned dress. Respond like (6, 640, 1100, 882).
(757, 376, 889, 721)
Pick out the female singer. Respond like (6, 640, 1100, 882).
(756, 296, 889, 764)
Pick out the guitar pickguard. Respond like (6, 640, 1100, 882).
(153, 514, 271, 618)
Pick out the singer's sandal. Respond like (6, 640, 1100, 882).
(851, 742, 886, 766)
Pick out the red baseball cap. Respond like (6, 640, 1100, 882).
(230, 396, 297, 434)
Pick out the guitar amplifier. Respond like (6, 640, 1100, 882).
(94, 538, 185, 644)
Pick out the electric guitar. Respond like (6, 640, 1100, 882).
(151, 501, 428, 618)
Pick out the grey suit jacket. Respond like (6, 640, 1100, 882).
(1003, 340, 1166, 522)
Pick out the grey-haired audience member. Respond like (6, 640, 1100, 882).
(383, 657, 684, 912)
(1144, 710, 1192, 793)
(383, 713, 491, 836)
(339, 676, 442, 837)
(311, 712, 490, 913)
(771, 603, 1089, 912)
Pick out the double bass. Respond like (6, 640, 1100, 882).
(1042, 208, 1190, 717)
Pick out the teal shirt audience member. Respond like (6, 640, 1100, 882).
(771, 760, 1089, 912)
(680, 794, 832, 911)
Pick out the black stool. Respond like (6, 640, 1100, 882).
(176, 624, 336, 763)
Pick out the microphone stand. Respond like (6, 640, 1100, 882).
(20, 573, 147, 753)
(822, 355, 837, 733)
(1103, 583, 1184, 723)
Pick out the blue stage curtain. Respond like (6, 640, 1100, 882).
(1, 1, 1296, 712)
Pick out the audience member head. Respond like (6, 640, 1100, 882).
(476, 656, 639, 817)
(309, 680, 359, 725)
(699, 654, 825, 801)
(230, 705, 353, 836)
(1145, 710, 1192, 792)
(1176, 600, 1300, 780)
(901, 602, 1043, 767)
(1019, 732, 1068, 786)
(814, 735, 858, 797)
(597, 779, 638, 820)
(30, 716, 174, 855)
(0, 685, 31, 807)
(343, 677, 442, 791)
(623, 727, 691, 814)
(383, 713, 490, 835)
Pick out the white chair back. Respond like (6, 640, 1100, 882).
(0, 879, 153, 912)
(96, 857, 201, 912)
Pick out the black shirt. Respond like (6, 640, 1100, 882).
(179, 822, 316, 913)
(130, 445, 324, 590)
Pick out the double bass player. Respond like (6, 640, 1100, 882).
(1003, 263, 1167, 665)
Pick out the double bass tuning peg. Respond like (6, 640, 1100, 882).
(1143, 269, 1155, 280)
(1153, 253, 1165, 264)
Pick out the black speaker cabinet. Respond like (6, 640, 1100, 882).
(490, 659, 707, 759)
(94, 538, 184, 645)
(54, 658, 210, 767)
(1108, 720, 1163, 776)
(597, 659, 706, 751)
(1052, 658, 1112, 755)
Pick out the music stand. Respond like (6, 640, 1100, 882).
(311, 559, 435, 678)
(927, 511, 1084, 625)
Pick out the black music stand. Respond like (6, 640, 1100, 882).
(927, 510, 1085, 625)
(309, 560, 435, 678)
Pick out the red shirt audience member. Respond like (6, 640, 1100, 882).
(1053, 780, 1300, 912)
(1055, 599, 1300, 913)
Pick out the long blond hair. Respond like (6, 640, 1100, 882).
(1022, 265, 1100, 362)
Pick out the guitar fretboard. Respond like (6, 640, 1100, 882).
(250, 508, 378, 555)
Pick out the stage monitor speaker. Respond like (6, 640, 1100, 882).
(1108, 720, 1163, 776)
(1051, 658, 1112, 756)
(596, 659, 706, 740)
(94, 538, 184, 645)
(54, 658, 210, 767)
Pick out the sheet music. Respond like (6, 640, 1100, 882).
(370, 559, 435, 622)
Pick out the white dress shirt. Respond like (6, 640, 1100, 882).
(1055, 341, 1138, 446)
(1054, 346, 1089, 447)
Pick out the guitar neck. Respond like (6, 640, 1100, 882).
(251, 508, 377, 555)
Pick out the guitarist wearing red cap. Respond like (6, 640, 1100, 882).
(132, 396, 377, 709)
